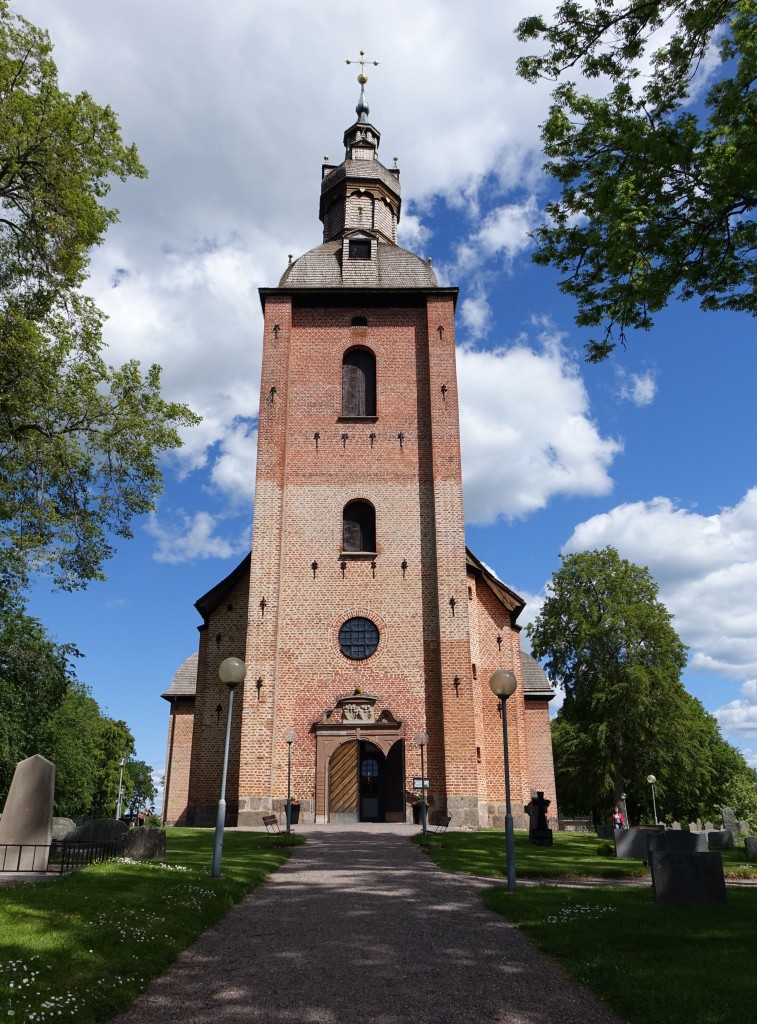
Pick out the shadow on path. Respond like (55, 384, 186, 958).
(111, 828, 623, 1024)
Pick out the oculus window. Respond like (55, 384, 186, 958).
(343, 500, 376, 553)
(339, 617, 379, 660)
(342, 348, 376, 416)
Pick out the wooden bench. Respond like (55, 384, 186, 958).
(262, 814, 295, 845)
(428, 815, 451, 845)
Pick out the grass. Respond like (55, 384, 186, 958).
(417, 828, 757, 880)
(0, 828, 301, 1023)
(483, 885, 757, 1024)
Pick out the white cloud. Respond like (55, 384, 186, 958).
(145, 511, 247, 564)
(715, 680, 757, 741)
(460, 290, 493, 339)
(458, 329, 622, 524)
(561, 489, 757, 746)
(617, 369, 658, 407)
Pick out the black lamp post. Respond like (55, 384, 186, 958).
(414, 731, 429, 841)
(489, 668, 518, 892)
(212, 657, 246, 878)
(283, 727, 297, 834)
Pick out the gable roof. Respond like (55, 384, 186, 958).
(194, 553, 251, 624)
(466, 547, 525, 622)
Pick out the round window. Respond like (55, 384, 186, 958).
(338, 617, 379, 660)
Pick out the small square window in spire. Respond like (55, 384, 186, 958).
(349, 238, 371, 260)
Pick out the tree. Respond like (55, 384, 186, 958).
(528, 547, 696, 820)
(42, 683, 134, 817)
(0, 3, 199, 594)
(124, 759, 157, 821)
(0, 589, 73, 796)
(516, 1, 757, 360)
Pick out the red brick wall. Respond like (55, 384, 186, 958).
(185, 573, 250, 825)
(161, 697, 195, 826)
(171, 288, 556, 828)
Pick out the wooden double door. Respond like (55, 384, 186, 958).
(328, 739, 404, 823)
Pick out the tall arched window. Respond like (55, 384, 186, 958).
(343, 500, 376, 553)
(342, 348, 376, 417)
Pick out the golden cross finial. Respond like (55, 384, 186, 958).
(346, 50, 379, 85)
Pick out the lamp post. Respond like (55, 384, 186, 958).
(647, 774, 658, 825)
(620, 792, 629, 830)
(489, 668, 518, 892)
(414, 731, 429, 841)
(115, 757, 126, 820)
(283, 727, 297, 834)
(212, 657, 246, 878)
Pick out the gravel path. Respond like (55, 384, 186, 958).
(110, 825, 624, 1024)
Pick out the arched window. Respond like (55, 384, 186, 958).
(342, 348, 376, 416)
(351, 315, 368, 327)
(343, 500, 376, 553)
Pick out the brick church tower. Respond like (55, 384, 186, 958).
(161, 78, 556, 829)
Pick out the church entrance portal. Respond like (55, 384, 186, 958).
(327, 739, 404, 823)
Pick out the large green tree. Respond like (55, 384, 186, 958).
(0, 2, 199, 594)
(517, 1, 757, 360)
(0, 589, 73, 796)
(528, 547, 694, 819)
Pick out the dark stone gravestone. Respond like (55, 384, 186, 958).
(743, 836, 757, 861)
(525, 791, 553, 846)
(0, 754, 56, 871)
(721, 807, 739, 843)
(122, 827, 166, 861)
(707, 830, 734, 850)
(650, 851, 726, 905)
(52, 817, 75, 841)
(614, 825, 664, 860)
(66, 819, 128, 846)
(648, 830, 708, 854)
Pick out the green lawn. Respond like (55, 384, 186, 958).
(417, 829, 757, 1024)
(417, 828, 757, 880)
(483, 885, 757, 1024)
(0, 829, 300, 1023)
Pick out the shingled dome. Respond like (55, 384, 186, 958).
(161, 651, 198, 700)
(279, 239, 438, 289)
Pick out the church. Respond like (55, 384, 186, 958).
(161, 73, 556, 829)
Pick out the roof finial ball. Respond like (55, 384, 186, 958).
(346, 50, 379, 122)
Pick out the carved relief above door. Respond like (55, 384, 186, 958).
(312, 691, 404, 823)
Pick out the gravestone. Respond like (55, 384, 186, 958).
(65, 819, 128, 846)
(122, 827, 166, 861)
(52, 817, 76, 841)
(0, 754, 56, 872)
(689, 821, 699, 832)
(744, 836, 757, 861)
(722, 807, 739, 843)
(671, 821, 682, 830)
(707, 830, 734, 850)
(614, 828, 653, 860)
(739, 821, 749, 836)
(525, 791, 553, 846)
(704, 821, 715, 831)
(648, 830, 708, 854)
(650, 851, 726, 904)
(696, 818, 703, 831)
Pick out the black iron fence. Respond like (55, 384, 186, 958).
(0, 840, 119, 874)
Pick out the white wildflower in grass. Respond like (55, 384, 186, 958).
(547, 903, 618, 924)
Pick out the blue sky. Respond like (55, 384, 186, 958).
(16, 1, 757, 804)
